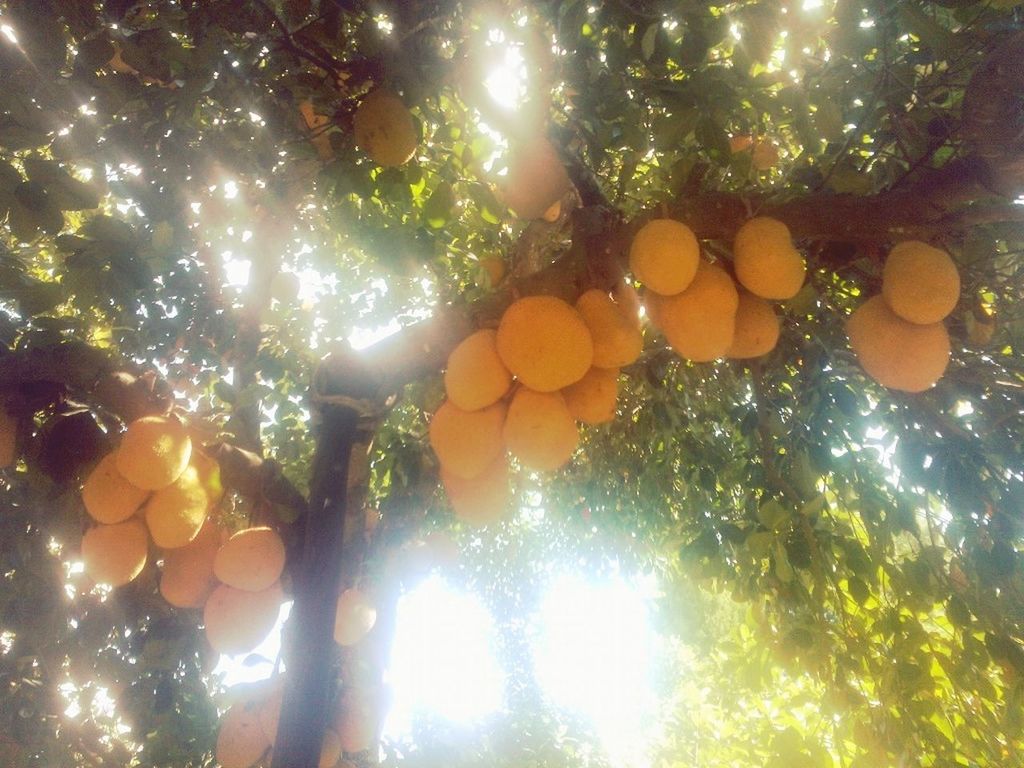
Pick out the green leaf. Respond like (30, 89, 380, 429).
(757, 498, 790, 531)
(774, 540, 795, 582)
(23, 158, 101, 211)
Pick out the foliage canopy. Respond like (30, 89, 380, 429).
(1, 0, 1023, 767)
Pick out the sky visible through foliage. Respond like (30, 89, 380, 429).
(0, 1, 1024, 768)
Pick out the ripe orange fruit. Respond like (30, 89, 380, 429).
(429, 399, 507, 480)
(726, 292, 781, 359)
(442, 453, 511, 526)
(258, 677, 284, 744)
(81, 519, 149, 587)
(82, 451, 150, 524)
(847, 296, 950, 393)
(542, 199, 562, 223)
(503, 387, 578, 471)
(658, 261, 739, 362)
(733, 217, 805, 300)
(144, 463, 210, 549)
(612, 281, 643, 329)
(334, 689, 379, 753)
(444, 329, 512, 411)
(204, 581, 284, 655)
(334, 588, 377, 646)
(213, 527, 286, 592)
(0, 407, 16, 467)
(575, 289, 643, 369)
(353, 89, 417, 167)
(116, 415, 192, 491)
(318, 729, 342, 767)
(562, 367, 619, 425)
(628, 219, 700, 296)
(216, 699, 270, 768)
(160, 519, 222, 609)
(882, 240, 961, 325)
(729, 134, 754, 154)
(496, 295, 593, 392)
(497, 136, 572, 220)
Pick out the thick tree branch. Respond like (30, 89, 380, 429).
(359, 157, 1015, 391)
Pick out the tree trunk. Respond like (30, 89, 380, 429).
(270, 404, 358, 768)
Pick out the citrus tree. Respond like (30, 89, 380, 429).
(1, 0, 1023, 766)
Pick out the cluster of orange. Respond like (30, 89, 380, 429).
(430, 285, 643, 525)
(216, 678, 379, 768)
(636, 216, 805, 362)
(80, 415, 222, 587)
(846, 240, 958, 392)
(431, 215, 964, 520)
(79, 416, 382, 767)
(78, 415, 285, 651)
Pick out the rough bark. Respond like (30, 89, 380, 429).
(271, 352, 389, 768)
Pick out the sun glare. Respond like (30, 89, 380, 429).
(484, 44, 528, 110)
(532, 572, 660, 766)
(384, 575, 505, 738)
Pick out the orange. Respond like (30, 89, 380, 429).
(575, 289, 643, 369)
(81, 519, 149, 587)
(353, 89, 417, 167)
(144, 463, 210, 549)
(658, 261, 739, 362)
(562, 367, 619, 425)
(612, 281, 643, 329)
(729, 134, 754, 153)
(444, 329, 512, 411)
(726, 292, 781, 359)
(629, 219, 700, 296)
(116, 415, 192, 491)
(160, 519, 222, 608)
(442, 453, 511, 526)
(847, 296, 950, 393)
(334, 689, 379, 753)
(82, 451, 150, 524)
(428, 399, 507, 480)
(498, 136, 572, 220)
(214, 527, 287, 592)
(318, 729, 342, 767)
(204, 581, 284, 655)
(258, 677, 284, 744)
(216, 699, 270, 768)
(882, 240, 960, 325)
(503, 388, 578, 471)
(733, 217, 805, 300)
(496, 295, 593, 392)
(334, 588, 377, 646)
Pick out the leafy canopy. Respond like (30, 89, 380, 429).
(0, 1, 1023, 767)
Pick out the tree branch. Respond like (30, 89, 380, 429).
(358, 159, 1014, 391)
